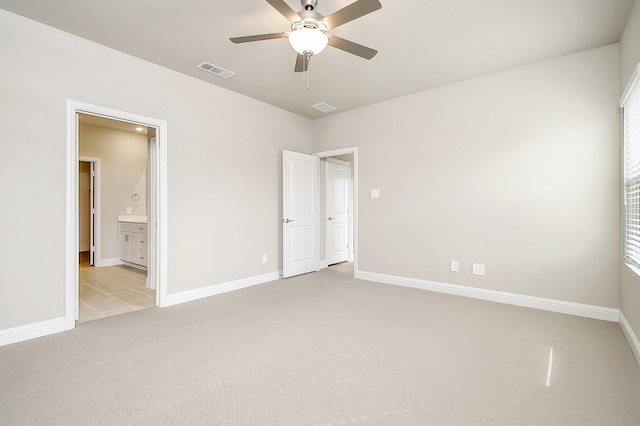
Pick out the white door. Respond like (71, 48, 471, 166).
(78, 162, 91, 253)
(282, 150, 319, 278)
(89, 161, 95, 266)
(326, 159, 349, 265)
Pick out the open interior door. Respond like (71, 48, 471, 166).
(282, 150, 320, 278)
(89, 161, 95, 266)
(326, 158, 349, 265)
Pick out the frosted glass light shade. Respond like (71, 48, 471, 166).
(288, 28, 328, 55)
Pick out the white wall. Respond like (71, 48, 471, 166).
(313, 45, 621, 308)
(620, 0, 640, 345)
(79, 124, 148, 260)
(0, 9, 311, 330)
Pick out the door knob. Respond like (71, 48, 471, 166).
(284, 218, 294, 223)
(328, 217, 335, 220)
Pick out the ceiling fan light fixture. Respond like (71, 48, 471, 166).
(288, 28, 328, 55)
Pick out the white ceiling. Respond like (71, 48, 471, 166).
(0, 0, 634, 118)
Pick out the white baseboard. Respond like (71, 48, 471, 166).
(0, 317, 68, 347)
(164, 271, 280, 307)
(96, 257, 124, 267)
(356, 270, 620, 322)
(619, 312, 640, 367)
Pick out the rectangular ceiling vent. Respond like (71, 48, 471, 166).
(311, 102, 338, 113)
(197, 62, 236, 79)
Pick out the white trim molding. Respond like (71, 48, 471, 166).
(66, 99, 169, 326)
(619, 312, 640, 367)
(356, 270, 620, 322)
(96, 258, 124, 267)
(0, 317, 67, 347)
(312, 147, 359, 277)
(620, 63, 640, 107)
(164, 272, 280, 307)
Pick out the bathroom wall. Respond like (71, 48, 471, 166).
(79, 123, 148, 262)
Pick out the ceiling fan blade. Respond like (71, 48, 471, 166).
(327, 36, 377, 60)
(265, 0, 300, 22)
(294, 54, 305, 72)
(323, 0, 382, 29)
(230, 32, 288, 43)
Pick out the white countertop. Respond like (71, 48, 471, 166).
(117, 214, 147, 223)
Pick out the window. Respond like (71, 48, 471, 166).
(623, 64, 640, 267)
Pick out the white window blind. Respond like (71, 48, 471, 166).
(623, 65, 640, 267)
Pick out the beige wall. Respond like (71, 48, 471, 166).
(79, 124, 148, 260)
(0, 9, 311, 330)
(620, 0, 640, 344)
(313, 45, 621, 308)
(621, 0, 640, 88)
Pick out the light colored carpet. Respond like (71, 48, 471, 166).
(1, 268, 640, 425)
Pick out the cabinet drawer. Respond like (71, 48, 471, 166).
(120, 222, 147, 233)
(137, 249, 148, 267)
(138, 234, 148, 249)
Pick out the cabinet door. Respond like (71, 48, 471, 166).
(120, 232, 139, 263)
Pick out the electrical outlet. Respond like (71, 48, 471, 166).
(126, 207, 132, 214)
(472, 263, 485, 276)
(450, 260, 459, 272)
(262, 254, 267, 263)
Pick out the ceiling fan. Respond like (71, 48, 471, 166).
(230, 0, 382, 88)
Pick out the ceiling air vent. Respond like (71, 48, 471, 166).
(311, 102, 337, 113)
(197, 62, 236, 79)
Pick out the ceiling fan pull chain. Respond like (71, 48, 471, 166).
(302, 51, 312, 89)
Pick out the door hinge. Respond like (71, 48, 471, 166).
(92, 170, 96, 177)
(91, 208, 95, 214)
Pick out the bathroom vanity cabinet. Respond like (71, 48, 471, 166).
(119, 221, 147, 270)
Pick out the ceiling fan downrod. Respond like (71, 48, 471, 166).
(301, 0, 317, 11)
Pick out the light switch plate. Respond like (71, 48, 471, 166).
(371, 189, 380, 199)
(450, 260, 459, 272)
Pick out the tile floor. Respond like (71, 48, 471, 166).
(78, 252, 155, 323)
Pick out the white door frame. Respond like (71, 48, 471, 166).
(79, 156, 101, 267)
(313, 147, 358, 276)
(65, 100, 168, 330)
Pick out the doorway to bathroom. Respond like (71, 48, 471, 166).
(65, 100, 168, 330)
(76, 115, 154, 322)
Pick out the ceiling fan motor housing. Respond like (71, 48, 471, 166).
(293, 10, 326, 31)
